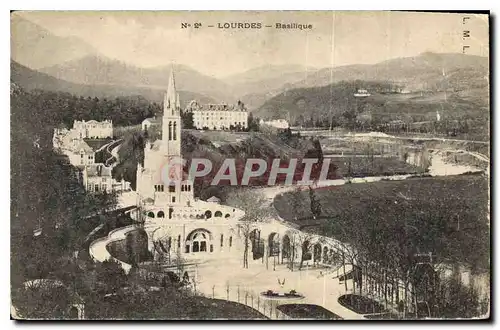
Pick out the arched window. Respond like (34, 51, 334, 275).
(215, 211, 223, 217)
(220, 234, 224, 247)
(178, 235, 181, 248)
(148, 212, 155, 218)
(229, 236, 233, 247)
(157, 211, 165, 218)
(173, 122, 177, 140)
(168, 121, 172, 140)
(225, 214, 230, 218)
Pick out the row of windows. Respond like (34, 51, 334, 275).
(155, 184, 191, 193)
(154, 184, 177, 193)
(167, 121, 178, 141)
(158, 234, 233, 253)
(219, 234, 233, 247)
(87, 183, 107, 192)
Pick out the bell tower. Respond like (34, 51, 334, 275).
(162, 67, 182, 157)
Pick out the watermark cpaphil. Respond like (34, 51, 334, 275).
(158, 156, 186, 186)
(157, 157, 339, 186)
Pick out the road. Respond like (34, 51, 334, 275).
(295, 130, 490, 145)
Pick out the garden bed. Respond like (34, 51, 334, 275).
(338, 294, 385, 314)
(276, 304, 343, 320)
(260, 290, 304, 300)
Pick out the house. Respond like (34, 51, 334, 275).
(62, 139, 95, 166)
(142, 117, 161, 131)
(185, 100, 248, 130)
(259, 119, 290, 129)
(73, 119, 113, 139)
(82, 163, 130, 193)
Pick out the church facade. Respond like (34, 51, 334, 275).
(135, 70, 245, 260)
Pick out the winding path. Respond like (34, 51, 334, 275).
(88, 148, 487, 319)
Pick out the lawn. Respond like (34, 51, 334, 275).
(86, 291, 267, 319)
(338, 294, 385, 315)
(328, 156, 424, 178)
(276, 304, 343, 320)
(274, 174, 490, 270)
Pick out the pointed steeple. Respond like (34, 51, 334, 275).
(164, 66, 177, 112)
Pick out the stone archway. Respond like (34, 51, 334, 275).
(302, 240, 312, 262)
(147, 211, 155, 218)
(250, 229, 264, 260)
(282, 235, 291, 263)
(68, 306, 79, 319)
(268, 232, 280, 257)
(205, 210, 212, 219)
(323, 246, 329, 264)
(185, 228, 213, 254)
(157, 211, 165, 218)
(214, 211, 223, 217)
(313, 243, 322, 264)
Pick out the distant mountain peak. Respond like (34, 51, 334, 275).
(11, 14, 96, 70)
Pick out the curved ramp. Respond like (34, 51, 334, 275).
(89, 225, 139, 274)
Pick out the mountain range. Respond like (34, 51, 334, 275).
(11, 14, 96, 70)
(11, 15, 489, 114)
(11, 61, 217, 107)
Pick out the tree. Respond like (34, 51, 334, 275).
(289, 187, 305, 221)
(95, 259, 128, 293)
(308, 186, 322, 219)
(247, 112, 260, 132)
(226, 190, 270, 268)
(181, 110, 195, 129)
(294, 230, 314, 271)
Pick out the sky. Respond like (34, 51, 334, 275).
(15, 11, 489, 78)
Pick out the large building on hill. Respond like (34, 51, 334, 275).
(135, 69, 245, 259)
(73, 119, 113, 139)
(53, 121, 131, 194)
(185, 100, 248, 130)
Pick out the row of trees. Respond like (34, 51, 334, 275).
(281, 185, 490, 319)
(21, 89, 160, 129)
(11, 85, 123, 318)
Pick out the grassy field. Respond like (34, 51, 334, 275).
(274, 174, 490, 270)
(87, 291, 266, 319)
(187, 129, 251, 144)
(328, 156, 423, 178)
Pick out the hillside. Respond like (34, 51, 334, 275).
(224, 65, 319, 104)
(256, 53, 489, 132)
(11, 61, 217, 106)
(112, 129, 331, 193)
(11, 14, 96, 69)
(237, 53, 488, 110)
(39, 55, 230, 101)
(292, 52, 488, 91)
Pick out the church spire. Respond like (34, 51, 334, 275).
(164, 66, 178, 112)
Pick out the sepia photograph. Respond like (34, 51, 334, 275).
(10, 10, 490, 320)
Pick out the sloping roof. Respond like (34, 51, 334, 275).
(207, 196, 221, 202)
(85, 164, 112, 177)
(143, 117, 161, 125)
(84, 138, 112, 151)
(73, 140, 93, 153)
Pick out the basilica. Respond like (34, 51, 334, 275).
(135, 69, 245, 260)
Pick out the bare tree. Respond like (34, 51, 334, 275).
(226, 190, 270, 269)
